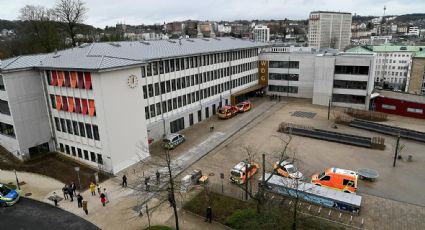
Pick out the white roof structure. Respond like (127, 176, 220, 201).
(0, 37, 268, 73)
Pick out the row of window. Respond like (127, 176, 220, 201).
(332, 94, 366, 104)
(269, 73, 299, 81)
(0, 99, 10, 115)
(268, 85, 299, 94)
(269, 61, 300, 69)
(142, 49, 258, 77)
(0, 75, 5, 91)
(50, 95, 96, 117)
(46, 71, 92, 90)
(145, 74, 257, 119)
(334, 65, 369, 75)
(381, 104, 424, 114)
(333, 80, 367, 90)
(143, 62, 257, 99)
(59, 143, 103, 165)
(0, 122, 15, 138)
(54, 117, 100, 141)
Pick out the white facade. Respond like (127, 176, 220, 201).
(408, 27, 420, 36)
(253, 25, 270, 43)
(308, 11, 352, 51)
(260, 51, 375, 110)
(0, 38, 266, 174)
(373, 52, 412, 91)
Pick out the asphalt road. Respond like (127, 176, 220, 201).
(0, 198, 99, 230)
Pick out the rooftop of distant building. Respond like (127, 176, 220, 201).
(347, 45, 425, 53)
(310, 11, 351, 15)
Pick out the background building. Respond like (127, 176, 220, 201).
(253, 25, 270, 43)
(308, 11, 352, 51)
(408, 52, 425, 95)
(260, 48, 375, 109)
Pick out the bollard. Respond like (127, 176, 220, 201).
(308, 205, 311, 211)
(361, 218, 364, 226)
(289, 201, 292, 205)
(318, 207, 321, 213)
(339, 213, 342, 220)
(350, 216, 353, 223)
(328, 210, 332, 216)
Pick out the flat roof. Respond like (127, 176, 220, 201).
(310, 11, 351, 15)
(375, 90, 425, 104)
(347, 45, 425, 53)
(1, 37, 269, 73)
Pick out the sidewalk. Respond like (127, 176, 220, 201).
(1, 99, 279, 230)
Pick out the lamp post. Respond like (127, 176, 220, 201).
(14, 169, 20, 190)
(74, 167, 81, 189)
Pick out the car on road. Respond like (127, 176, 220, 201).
(230, 160, 260, 184)
(0, 183, 20, 207)
(218, 105, 238, 119)
(163, 133, 185, 150)
(235, 101, 251, 113)
(273, 160, 304, 180)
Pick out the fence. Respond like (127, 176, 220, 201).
(345, 108, 388, 121)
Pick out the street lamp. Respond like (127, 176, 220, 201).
(14, 169, 20, 190)
(74, 167, 81, 190)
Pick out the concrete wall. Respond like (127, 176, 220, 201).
(0, 70, 52, 159)
(94, 67, 149, 174)
(312, 56, 335, 106)
(408, 57, 425, 95)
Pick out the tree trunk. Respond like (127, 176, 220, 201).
(166, 150, 179, 230)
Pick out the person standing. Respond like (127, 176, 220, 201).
(77, 193, 83, 208)
(103, 188, 109, 203)
(82, 201, 88, 215)
(52, 192, 58, 207)
(68, 187, 74, 202)
(70, 182, 77, 196)
(100, 192, 106, 207)
(89, 182, 96, 196)
(62, 185, 69, 200)
(205, 206, 212, 223)
(144, 177, 150, 191)
(97, 184, 102, 196)
(156, 171, 160, 185)
(122, 175, 127, 188)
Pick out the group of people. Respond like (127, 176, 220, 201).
(89, 182, 109, 207)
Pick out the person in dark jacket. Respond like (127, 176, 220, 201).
(62, 185, 69, 200)
(70, 182, 77, 196)
(122, 175, 127, 187)
(77, 193, 83, 208)
(205, 206, 212, 223)
(68, 187, 74, 202)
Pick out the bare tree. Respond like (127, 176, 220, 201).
(54, 0, 88, 47)
(19, 5, 60, 52)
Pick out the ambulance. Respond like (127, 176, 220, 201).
(218, 105, 238, 119)
(311, 168, 358, 193)
(230, 160, 259, 184)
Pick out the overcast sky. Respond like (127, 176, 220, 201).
(0, 0, 424, 28)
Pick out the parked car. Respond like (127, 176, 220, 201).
(218, 105, 238, 119)
(273, 161, 304, 180)
(311, 168, 358, 193)
(163, 133, 185, 149)
(230, 160, 260, 184)
(235, 101, 252, 113)
(0, 183, 20, 207)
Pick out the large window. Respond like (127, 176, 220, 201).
(335, 65, 369, 75)
(269, 61, 299, 69)
(332, 94, 365, 104)
(0, 100, 11, 115)
(0, 122, 15, 137)
(269, 73, 299, 81)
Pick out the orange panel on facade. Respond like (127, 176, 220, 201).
(55, 95, 61, 111)
(88, 99, 95, 116)
(71, 72, 77, 88)
(58, 71, 64, 87)
(81, 99, 88, 115)
(68, 97, 74, 112)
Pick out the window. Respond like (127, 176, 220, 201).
(145, 106, 150, 119)
(156, 103, 162, 115)
(154, 83, 160, 96)
(60, 119, 67, 133)
(0, 100, 11, 115)
(77, 72, 85, 89)
(97, 154, 103, 165)
(143, 86, 147, 99)
(78, 148, 82, 158)
(334, 65, 369, 75)
(59, 143, 64, 152)
(150, 104, 156, 117)
(45, 71, 52, 86)
(148, 84, 154, 97)
(0, 122, 15, 137)
(93, 125, 100, 140)
(167, 99, 172, 111)
(320, 176, 331, 181)
(66, 119, 73, 134)
(79, 122, 86, 137)
(269, 73, 299, 81)
(54, 117, 61, 132)
(382, 104, 396, 110)
(90, 151, 96, 162)
(269, 61, 299, 69)
(83, 149, 89, 160)
(65, 145, 70, 154)
(71, 146, 76, 156)
(73, 121, 79, 136)
(407, 108, 423, 114)
(86, 123, 93, 139)
(268, 85, 299, 94)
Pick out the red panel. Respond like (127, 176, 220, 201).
(77, 72, 85, 89)
(58, 71, 64, 87)
(64, 72, 71, 87)
(75, 98, 81, 113)
(55, 95, 61, 111)
(71, 72, 77, 88)
(68, 97, 74, 112)
(62, 96, 68, 111)
(81, 99, 88, 115)
(52, 71, 58, 86)
(85, 72, 92, 90)
(88, 99, 95, 116)
(373, 97, 425, 119)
